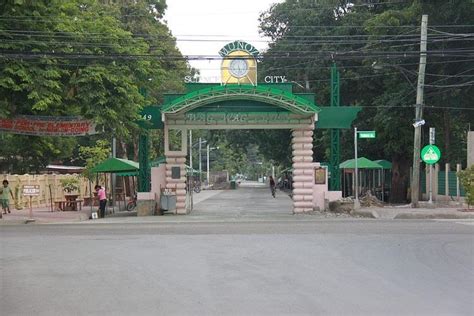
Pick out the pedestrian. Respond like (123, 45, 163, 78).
(1, 180, 15, 218)
(269, 176, 276, 198)
(95, 185, 107, 218)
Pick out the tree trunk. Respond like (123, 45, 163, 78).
(390, 156, 410, 203)
(133, 136, 139, 162)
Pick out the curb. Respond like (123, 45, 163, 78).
(394, 212, 474, 220)
(351, 209, 378, 219)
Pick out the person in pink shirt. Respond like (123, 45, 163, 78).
(95, 185, 107, 218)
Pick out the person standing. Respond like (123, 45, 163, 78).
(269, 176, 276, 198)
(95, 185, 107, 218)
(1, 180, 15, 218)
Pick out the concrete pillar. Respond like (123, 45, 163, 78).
(434, 163, 439, 201)
(456, 163, 461, 202)
(163, 126, 188, 215)
(468, 131, 474, 167)
(165, 154, 187, 214)
(292, 127, 314, 213)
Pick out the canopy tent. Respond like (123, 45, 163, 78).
(339, 157, 383, 169)
(90, 158, 140, 213)
(91, 157, 139, 174)
(374, 159, 392, 201)
(374, 159, 392, 170)
(339, 157, 391, 202)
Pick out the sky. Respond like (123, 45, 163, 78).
(164, 0, 283, 82)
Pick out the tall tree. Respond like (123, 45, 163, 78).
(0, 0, 188, 172)
(258, 0, 474, 202)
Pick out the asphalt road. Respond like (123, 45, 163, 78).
(191, 184, 293, 216)
(1, 219, 473, 316)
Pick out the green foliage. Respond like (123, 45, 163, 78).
(79, 140, 111, 180)
(458, 165, 474, 207)
(60, 175, 81, 193)
(0, 0, 188, 173)
(258, 0, 473, 201)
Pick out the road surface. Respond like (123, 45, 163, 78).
(1, 219, 473, 315)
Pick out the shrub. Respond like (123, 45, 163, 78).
(60, 176, 81, 194)
(458, 165, 474, 208)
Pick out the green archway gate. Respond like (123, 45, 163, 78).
(161, 83, 320, 214)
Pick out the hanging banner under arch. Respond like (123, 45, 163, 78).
(0, 115, 97, 136)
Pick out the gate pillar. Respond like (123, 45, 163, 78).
(164, 127, 188, 214)
(292, 127, 314, 213)
(165, 154, 187, 214)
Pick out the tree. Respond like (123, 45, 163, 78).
(78, 139, 111, 180)
(258, 0, 474, 202)
(0, 0, 188, 173)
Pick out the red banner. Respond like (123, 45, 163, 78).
(0, 116, 97, 136)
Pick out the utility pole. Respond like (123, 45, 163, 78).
(411, 14, 428, 208)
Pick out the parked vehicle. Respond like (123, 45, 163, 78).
(126, 192, 137, 211)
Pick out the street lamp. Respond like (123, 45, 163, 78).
(206, 144, 219, 186)
(191, 137, 207, 181)
(371, 62, 417, 91)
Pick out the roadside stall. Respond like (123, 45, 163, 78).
(374, 159, 392, 201)
(90, 158, 140, 214)
(340, 157, 387, 200)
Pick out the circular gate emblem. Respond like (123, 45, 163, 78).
(421, 144, 441, 164)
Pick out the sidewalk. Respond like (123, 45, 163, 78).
(0, 206, 88, 224)
(1, 202, 473, 225)
(357, 204, 474, 220)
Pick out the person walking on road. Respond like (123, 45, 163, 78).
(269, 176, 276, 198)
(95, 185, 107, 218)
(0, 180, 15, 218)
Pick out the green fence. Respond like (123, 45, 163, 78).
(421, 171, 465, 197)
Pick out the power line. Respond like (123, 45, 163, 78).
(1, 50, 472, 61)
(424, 81, 474, 88)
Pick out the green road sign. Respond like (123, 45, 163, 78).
(358, 131, 376, 138)
(138, 106, 163, 129)
(421, 144, 441, 164)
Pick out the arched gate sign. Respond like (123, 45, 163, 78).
(160, 41, 319, 213)
(144, 41, 359, 214)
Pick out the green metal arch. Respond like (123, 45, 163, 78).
(161, 85, 320, 115)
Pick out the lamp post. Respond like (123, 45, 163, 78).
(199, 138, 202, 181)
(206, 144, 219, 186)
(354, 127, 360, 209)
(207, 144, 209, 185)
(189, 130, 192, 170)
(192, 138, 207, 181)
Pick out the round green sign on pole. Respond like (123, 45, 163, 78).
(421, 144, 441, 164)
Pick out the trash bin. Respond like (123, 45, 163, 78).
(160, 193, 176, 211)
(230, 180, 236, 190)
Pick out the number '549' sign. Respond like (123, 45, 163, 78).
(138, 106, 163, 129)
